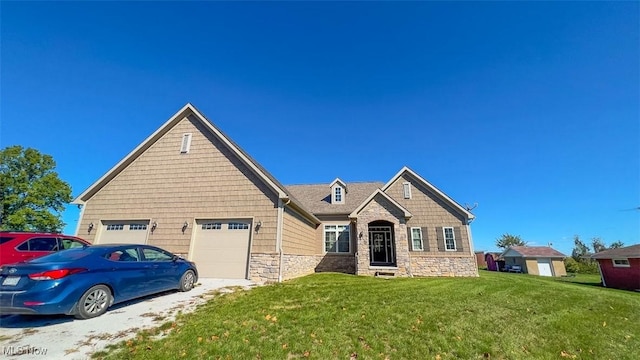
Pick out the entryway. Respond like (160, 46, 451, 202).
(368, 221, 396, 266)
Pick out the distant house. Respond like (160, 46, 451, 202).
(500, 246, 567, 277)
(591, 244, 640, 291)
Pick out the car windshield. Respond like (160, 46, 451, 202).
(29, 247, 95, 263)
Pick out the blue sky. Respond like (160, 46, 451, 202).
(2, 2, 638, 255)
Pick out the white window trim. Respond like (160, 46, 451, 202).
(443, 227, 456, 251)
(612, 258, 630, 268)
(403, 182, 412, 199)
(332, 186, 344, 204)
(324, 224, 350, 253)
(411, 227, 423, 251)
(180, 133, 193, 153)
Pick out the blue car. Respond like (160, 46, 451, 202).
(0, 244, 198, 319)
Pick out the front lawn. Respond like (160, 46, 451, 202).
(96, 271, 639, 359)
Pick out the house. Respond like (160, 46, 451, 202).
(591, 244, 640, 291)
(72, 104, 478, 282)
(500, 246, 566, 277)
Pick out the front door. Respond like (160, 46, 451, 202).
(369, 226, 395, 266)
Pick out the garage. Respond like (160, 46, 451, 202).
(537, 258, 553, 276)
(97, 220, 150, 244)
(191, 219, 252, 279)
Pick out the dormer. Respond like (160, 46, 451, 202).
(329, 178, 347, 204)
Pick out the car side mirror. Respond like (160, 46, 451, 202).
(172, 255, 179, 262)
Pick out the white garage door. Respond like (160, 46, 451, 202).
(537, 258, 553, 276)
(192, 219, 252, 279)
(97, 220, 150, 244)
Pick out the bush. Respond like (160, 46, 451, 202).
(564, 257, 599, 274)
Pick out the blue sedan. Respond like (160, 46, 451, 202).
(0, 244, 198, 319)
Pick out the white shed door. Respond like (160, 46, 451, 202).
(192, 219, 252, 279)
(537, 258, 553, 276)
(97, 221, 149, 244)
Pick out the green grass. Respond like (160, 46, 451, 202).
(94, 271, 639, 360)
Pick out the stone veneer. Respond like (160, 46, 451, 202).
(355, 195, 411, 277)
(249, 253, 280, 283)
(410, 256, 478, 277)
(250, 253, 357, 283)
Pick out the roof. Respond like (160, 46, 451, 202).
(501, 246, 566, 258)
(286, 182, 384, 215)
(591, 244, 640, 259)
(381, 166, 475, 221)
(72, 103, 320, 225)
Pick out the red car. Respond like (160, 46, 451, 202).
(0, 232, 90, 266)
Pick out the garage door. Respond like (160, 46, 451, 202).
(97, 220, 150, 244)
(192, 219, 252, 279)
(537, 258, 553, 276)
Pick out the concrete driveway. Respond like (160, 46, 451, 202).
(0, 278, 254, 359)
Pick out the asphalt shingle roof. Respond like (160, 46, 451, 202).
(591, 244, 640, 259)
(285, 182, 384, 215)
(505, 246, 566, 258)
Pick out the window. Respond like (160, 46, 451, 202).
(228, 222, 249, 230)
(130, 224, 147, 231)
(60, 238, 86, 250)
(443, 227, 456, 251)
(324, 225, 350, 253)
(106, 224, 124, 231)
(17, 237, 58, 252)
(411, 227, 423, 251)
(142, 248, 173, 261)
(334, 187, 342, 203)
(106, 248, 140, 262)
(612, 259, 630, 267)
(202, 223, 222, 230)
(403, 182, 412, 199)
(180, 133, 193, 153)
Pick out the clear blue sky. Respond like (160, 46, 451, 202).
(2, 2, 638, 255)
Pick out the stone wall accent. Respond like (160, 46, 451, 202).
(249, 253, 280, 283)
(410, 255, 479, 277)
(282, 254, 322, 280)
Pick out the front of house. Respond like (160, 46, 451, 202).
(72, 104, 478, 282)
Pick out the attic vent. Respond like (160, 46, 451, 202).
(403, 182, 412, 199)
(180, 133, 192, 153)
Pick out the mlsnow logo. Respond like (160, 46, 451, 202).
(2, 345, 48, 356)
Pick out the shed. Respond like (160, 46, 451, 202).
(501, 246, 566, 277)
(591, 244, 640, 291)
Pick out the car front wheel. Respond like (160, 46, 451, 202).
(179, 270, 196, 292)
(75, 285, 112, 319)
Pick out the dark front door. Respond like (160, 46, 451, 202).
(369, 226, 395, 266)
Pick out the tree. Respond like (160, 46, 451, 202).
(591, 237, 607, 253)
(495, 233, 525, 249)
(609, 241, 624, 249)
(571, 235, 591, 261)
(0, 146, 72, 232)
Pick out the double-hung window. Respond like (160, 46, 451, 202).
(411, 227, 423, 251)
(324, 225, 350, 253)
(443, 227, 456, 251)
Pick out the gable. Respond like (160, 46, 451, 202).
(349, 189, 412, 220)
(72, 104, 319, 225)
(381, 167, 474, 221)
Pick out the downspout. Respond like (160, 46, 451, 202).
(466, 218, 478, 276)
(276, 198, 289, 283)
